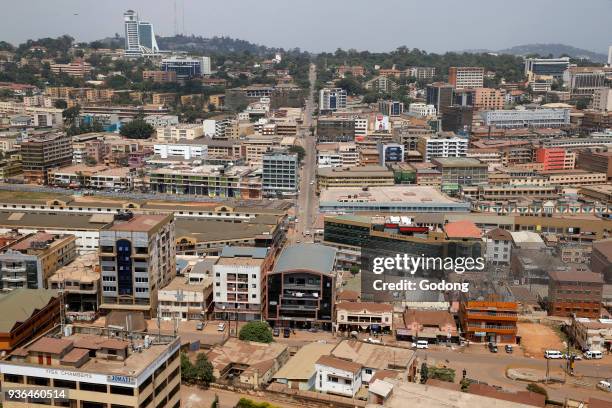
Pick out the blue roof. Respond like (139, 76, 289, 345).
(273, 244, 337, 275)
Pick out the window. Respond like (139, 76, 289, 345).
(365, 368, 372, 375)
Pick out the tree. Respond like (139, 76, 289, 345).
(181, 353, 197, 383)
(575, 98, 589, 110)
(288, 145, 306, 163)
(419, 362, 428, 384)
(120, 119, 154, 139)
(238, 321, 273, 343)
(349, 266, 360, 276)
(62, 105, 81, 126)
(526, 383, 548, 399)
(54, 99, 68, 109)
(84, 156, 98, 166)
(193, 353, 215, 386)
(210, 394, 219, 408)
(428, 367, 455, 383)
(235, 399, 279, 408)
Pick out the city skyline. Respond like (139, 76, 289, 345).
(0, 0, 611, 54)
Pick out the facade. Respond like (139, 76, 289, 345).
(377, 143, 405, 166)
(316, 167, 394, 190)
(262, 151, 298, 197)
(267, 244, 337, 329)
(408, 103, 436, 117)
(142, 70, 177, 83)
(570, 316, 612, 352)
(317, 117, 355, 142)
(158, 275, 212, 320)
(213, 247, 271, 321)
(379, 100, 404, 117)
(592, 88, 612, 112)
(448, 67, 484, 89)
(459, 299, 518, 343)
(426, 82, 454, 113)
(319, 88, 347, 113)
(20, 133, 73, 184)
(431, 157, 488, 191)
(161, 56, 209, 80)
(473, 88, 505, 110)
(485, 228, 513, 265)
(524, 57, 570, 79)
(155, 124, 204, 141)
(365, 76, 398, 93)
(563, 67, 607, 98)
(417, 134, 468, 162)
(315, 355, 362, 397)
(50, 60, 92, 77)
(480, 109, 570, 129)
(0, 325, 181, 408)
(0, 232, 77, 291)
(535, 147, 575, 171)
(335, 302, 393, 333)
(123, 9, 159, 57)
(99, 213, 176, 318)
(153, 142, 208, 160)
(576, 150, 612, 179)
(548, 270, 604, 318)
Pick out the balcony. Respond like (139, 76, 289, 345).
(1, 275, 26, 282)
(465, 312, 517, 322)
(280, 304, 318, 311)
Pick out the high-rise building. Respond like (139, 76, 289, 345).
(379, 100, 404, 117)
(608, 45, 612, 67)
(524, 57, 570, 79)
(262, 151, 298, 197)
(202, 56, 212, 75)
(124, 9, 159, 58)
(448, 67, 484, 89)
(426, 82, 454, 113)
(563, 67, 607, 98)
(20, 132, 73, 184)
(319, 88, 347, 113)
(99, 212, 176, 318)
(161, 56, 210, 80)
(417, 133, 468, 162)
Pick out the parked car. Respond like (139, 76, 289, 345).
(196, 322, 204, 331)
(584, 350, 603, 359)
(505, 345, 513, 353)
(563, 353, 582, 360)
(283, 328, 291, 338)
(273, 328, 280, 337)
(368, 337, 383, 345)
(544, 350, 563, 359)
(217, 323, 226, 332)
(597, 380, 612, 392)
(413, 340, 428, 349)
(488, 342, 498, 353)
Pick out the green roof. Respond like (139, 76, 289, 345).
(0, 289, 58, 333)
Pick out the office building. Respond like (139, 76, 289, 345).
(155, 123, 204, 141)
(0, 325, 181, 408)
(377, 142, 405, 166)
(524, 57, 570, 79)
(316, 166, 394, 190)
(317, 117, 355, 142)
(20, 133, 72, 184)
(142, 70, 177, 83)
(480, 108, 570, 129)
(267, 244, 337, 329)
(405, 66, 436, 79)
(202, 56, 212, 75)
(379, 100, 404, 117)
(570, 316, 612, 352)
(548, 270, 604, 318)
(0, 232, 76, 291)
(448, 67, 484, 89)
(153, 141, 208, 160)
(213, 246, 271, 321)
(592, 87, 612, 112)
(431, 157, 488, 192)
(262, 151, 298, 197)
(563, 67, 607, 98)
(576, 150, 612, 179)
(473, 88, 505, 110)
(124, 9, 159, 58)
(408, 103, 436, 117)
(319, 88, 347, 113)
(416, 133, 468, 162)
(534, 147, 575, 171)
(161, 56, 209, 80)
(426, 82, 454, 113)
(459, 297, 518, 344)
(99, 213, 176, 318)
(365, 75, 398, 93)
(50, 60, 92, 78)
(158, 275, 212, 321)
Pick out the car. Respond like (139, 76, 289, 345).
(309, 181, 315, 185)
(413, 340, 428, 349)
(196, 322, 204, 331)
(505, 345, 513, 353)
(273, 328, 280, 337)
(217, 323, 226, 332)
(544, 350, 563, 359)
(584, 350, 603, 359)
(367, 337, 382, 344)
(564, 353, 582, 360)
(488, 342, 498, 353)
(283, 328, 291, 338)
(296, 240, 301, 243)
(597, 380, 612, 392)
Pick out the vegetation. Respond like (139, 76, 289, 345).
(349, 266, 360, 276)
(238, 321, 274, 343)
(234, 398, 279, 408)
(526, 383, 548, 399)
(181, 352, 215, 386)
(419, 362, 429, 384)
(119, 118, 154, 139)
(210, 394, 219, 408)
(288, 145, 306, 163)
(427, 366, 456, 383)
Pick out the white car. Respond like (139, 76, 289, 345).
(413, 340, 429, 349)
(544, 350, 563, 359)
(597, 380, 612, 392)
(367, 337, 382, 344)
(217, 323, 226, 332)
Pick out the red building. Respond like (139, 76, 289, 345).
(535, 147, 574, 171)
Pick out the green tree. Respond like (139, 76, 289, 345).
(238, 321, 273, 343)
(84, 156, 98, 166)
(428, 367, 455, 383)
(54, 99, 68, 109)
(420, 363, 428, 384)
(181, 353, 197, 383)
(119, 119, 154, 139)
(575, 98, 589, 110)
(235, 399, 279, 408)
(349, 266, 360, 276)
(62, 105, 81, 126)
(526, 383, 548, 399)
(288, 145, 306, 163)
(210, 394, 219, 408)
(194, 353, 215, 386)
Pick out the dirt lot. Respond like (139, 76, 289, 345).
(517, 322, 565, 357)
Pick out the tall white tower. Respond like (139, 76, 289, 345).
(608, 45, 612, 67)
(123, 10, 159, 58)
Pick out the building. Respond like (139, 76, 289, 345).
(379, 100, 404, 117)
(213, 246, 271, 321)
(396, 309, 458, 343)
(0, 232, 77, 291)
(473, 88, 505, 110)
(161, 56, 209, 80)
(50, 60, 92, 77)
(406, 66, 436, 80)
(337, 65, 365, 77)
(20, 133, 72, 184)
(431, 157, 488, 192)
(576, 150, 612, 179)
(262, 151, 298, 197)
(317, 142, 359, 168)
(365, 76, 398, 93)
(378, 143, 405, 166)
(317, 117, 355, 142)
(417, 133, 468, 162)
(155, 124, 204, 141)
(485, 228, 513, 264)
(459, 297, 518, 343)
(480, 109, 570, 129)
(201, 56, 212, 75)
(569, 316, 612, 352)
(335, 302, 393, 333)
(426, 82, 454, 113)
(267, 244, 337, 329)
(48, 165, 134, 191)
(592, 88, 612, 112)
(524, 57, 570, 79)
(124, 9, 159, 57)
(591, 239, 612, 283)
(0, 325, 181, 408)
(548, 270, 604, 318)
(319, 186, 470, 213)
(153, 141, 208, 160)
(0, 289, 60, 352)
(315, 355, 362, 397)
(319, 88, 347, 113)
(563, 67, 607, 98)
(273, 342, 336, 391)
(535, 147, 575, 171)
(316, 166, 394, 191)
(99, 213, 176, 318)
(158, 275, 212, 321)
(448, 67, 484, 89)
(408, 103, 436, 117)
(142, 70, 177, 83)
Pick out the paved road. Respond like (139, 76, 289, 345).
(293, 63, 317, 243)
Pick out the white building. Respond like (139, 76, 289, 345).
(158, 276, 212, 320)
(213, 247, 269, 321)
(317, 142, 359, 168)
(485, 228, 513, 264)
(315, 355, 362, 397)
(524, 57, 570, 79)
(144, 114, 179, 128)
(480, 108, 570, 129)
(570, 316, 612, 352)
(449, 67, 484, 89)
(408, 103, 437, 117)
(124, 9, 159, 58)
(354, 117, 368, 137)
(417, 134, 468, 162)
(202, 56, 212, 75)
(154, 142, 208, 160)
(592, 88, 612, 112)
(156, 123, 204, 141)
(263, 151, 298, 197)
(319, 88, 347, 113)
(203, 118, 231, 138)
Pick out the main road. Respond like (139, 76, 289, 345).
(293, 63, 317, 243)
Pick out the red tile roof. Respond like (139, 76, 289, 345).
(444, 220, 482, 239)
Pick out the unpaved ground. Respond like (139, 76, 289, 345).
(517, 322, 564, 357)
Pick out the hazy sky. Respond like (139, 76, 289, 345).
(1, 0, 611, 54)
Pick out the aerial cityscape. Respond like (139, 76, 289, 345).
(0, 2, 611, 408)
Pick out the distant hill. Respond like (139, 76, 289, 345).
(155, 35, 282, 56)
(496, 44, 607, 63)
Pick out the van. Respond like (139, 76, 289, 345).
(585, 350, 603, 359)
(217, 323, 226, 332)
(413, 340, 428, 349)
(544, 350, 563, 359)
(597, 380, 611, 392)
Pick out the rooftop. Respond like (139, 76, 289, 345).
(319, 186, 463, 205)
(549, 270, 604, 284)
(432, 157, 487, 168)
(107, 214, 171, 233)
(331, 340, 415, 370)
(0, 289, 58, 333)
(315, 355, 361, 375)
(273, 342, 335, 381)
(444, 220, 482, 239)
(272, 244, 336, 275)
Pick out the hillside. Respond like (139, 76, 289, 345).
(497, 43, 607, 63)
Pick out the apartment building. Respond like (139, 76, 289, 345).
(365, 75, 398, 93)
(155, 123, 204, 141)
(142, 70, 177, 82)
(213, 246, 271, 321)
(485, 228, 513, 265)
(50, 59, 92, 77)
(548, 270, 604, 318)
(20, 133, 73, 184)
(262, 151, 298, 197)
(405, 66, 436, 79)
(459, 298, 518, 343)
(319, 88, 347, 113)
(592, 88, 612, 112)
(473, 88, 505, 110)
(416, 133, 468, 162)
(158, 275, 212, 321)
(448, 67, 484, 89)
(153, 141, 208, 160)
(0, 232, 76, 291)
(0, 325, 181, 408)
(535, 147, 575, 171)
(315, 355, 362, 397)
(99, 212, 176, 318)
(317, 143, 359, 168)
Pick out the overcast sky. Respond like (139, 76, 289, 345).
(1, 0, 611, 54)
